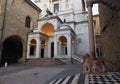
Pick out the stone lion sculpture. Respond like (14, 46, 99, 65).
(83, 53, 106, 74)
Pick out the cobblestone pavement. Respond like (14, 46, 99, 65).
(1, 64, 119, 84)
(0, 64, 83, 84)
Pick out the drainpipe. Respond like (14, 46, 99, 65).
(0, 0, 7, 65)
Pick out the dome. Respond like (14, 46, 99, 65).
(60, 23, 71, 29)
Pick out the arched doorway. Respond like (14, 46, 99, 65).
(29, 39, 36, 56)
(58, 36, 67, 56)
(1, 36, 23, 65)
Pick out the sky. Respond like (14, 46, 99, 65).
(92, 4, 99, 15)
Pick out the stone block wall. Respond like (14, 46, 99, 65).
(3, 0, 40, 39)
(0, 0, 40, 63)
(99, 2, 120, 71)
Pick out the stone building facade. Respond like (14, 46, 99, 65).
(99, 0, 120, 71)
(0, 0, 41, 65)
(93, 14, 102, 57)
(27, 0, 89, 60)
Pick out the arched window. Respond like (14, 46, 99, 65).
(58, 36, 67, 55)
(25, 16, 31, 28)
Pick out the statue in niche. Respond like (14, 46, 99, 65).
(45, 8, 53, 17)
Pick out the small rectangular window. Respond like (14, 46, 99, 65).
(54, 3, 59, 13)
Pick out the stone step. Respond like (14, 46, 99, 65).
(25, 58, 68, 66)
